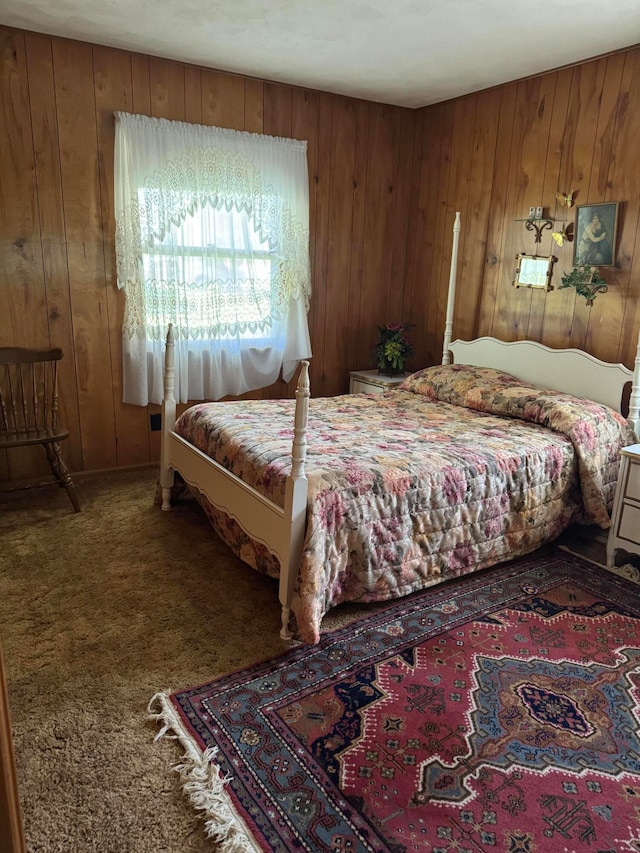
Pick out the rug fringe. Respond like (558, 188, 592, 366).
(148, 692, 260, 853)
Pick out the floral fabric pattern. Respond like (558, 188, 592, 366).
(175, 369, 633, 643)
(401, 365, 635, 527)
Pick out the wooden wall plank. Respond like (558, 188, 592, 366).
(439, 94, 476, 348)
(184, 64, 202, 125)
(585, 50, 640, 365)
(570, 53, 626, 358)
(491, 73, 556, 343)
(0, 28, 48, 481)
(244, 78, 264, 134)
(131, 53, 151, 115)
(0, 28, 46, 350)
(399, 108, 424, 361)
(201, 68, 244, 130)
(387, 108, 417, 325)
(537, 62, 605, 349)
(455, 89, 500, 343)
(307, 92, 331, 398)
(475, 83, 518, 338)
(425, 101, 454, 367)
(0, 27, 49, 479)
(25, 33, 83, 473)
(405, 105, 443, 369)
(358, 104, 400, 371)
(590, 54, 627, 203)
(346, 100, 370, 374)
(53, 38, 117, 471)
(321, 97, 357, 396)
(94, 45, 151, 468)
(526, 67, 572, 343)
(149, 56, 185, 121)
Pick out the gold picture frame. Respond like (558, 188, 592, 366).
(513, 253, 556, 291)
(573, 202, 619, 267)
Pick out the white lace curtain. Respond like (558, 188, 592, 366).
(114, 112, 312, 405)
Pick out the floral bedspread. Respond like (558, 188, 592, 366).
(175, 365, 634, 643)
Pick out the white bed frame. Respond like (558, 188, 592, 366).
(160, 212, 640, 639)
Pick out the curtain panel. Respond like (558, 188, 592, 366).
(114, 112, 312, 405)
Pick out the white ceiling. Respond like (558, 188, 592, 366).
(2, 0, 640, 108)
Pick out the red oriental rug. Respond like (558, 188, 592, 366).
(150, 550, 640, 852)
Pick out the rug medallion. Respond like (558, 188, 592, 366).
(152, 551, 640, 852)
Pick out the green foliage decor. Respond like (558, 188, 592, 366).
(373, 322, 414, 374)
(559, 265, 608, 307)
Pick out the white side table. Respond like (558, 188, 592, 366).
(607, 443, 640, 566)
(349, 369, 410, 394)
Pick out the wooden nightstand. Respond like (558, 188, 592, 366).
(607, 443, 640, 566)
(349, 369, 410, 394)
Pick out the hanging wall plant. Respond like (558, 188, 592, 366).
(559, 265, 608, 306)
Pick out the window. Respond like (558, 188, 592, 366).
(114, 112, 311, 406)
(141, 201, 278, 341)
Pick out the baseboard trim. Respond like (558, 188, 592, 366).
(0, 462, 158, 494)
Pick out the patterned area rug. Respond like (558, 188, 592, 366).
(150, 550, 640, 852)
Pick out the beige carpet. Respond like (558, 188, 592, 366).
(0, 469, 636, 851)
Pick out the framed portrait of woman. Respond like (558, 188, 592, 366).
(573, 202, 619, 267)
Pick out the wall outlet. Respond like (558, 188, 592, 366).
(150, 412, 162, 431)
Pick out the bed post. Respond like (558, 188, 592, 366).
(160, 324, 176, 510)
(629, 329, 640, 440)
(279, 360, 310, 640)
(442, 211, 461, 365)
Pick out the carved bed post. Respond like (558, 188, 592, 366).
(442, 211, 461, 365)
(279, 360, 310, 640)
(629, 330, 640, 440)
(161, 324, 176, 510)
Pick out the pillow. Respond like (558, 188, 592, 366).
(400, 364, 532, 409)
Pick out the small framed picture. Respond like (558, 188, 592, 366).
(573, 202, 619, 267)
(513, 253, 556, 291)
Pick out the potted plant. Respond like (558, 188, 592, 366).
(373, 322, 414, 375)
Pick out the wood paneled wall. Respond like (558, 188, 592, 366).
(408, 47, 640, 374)
(0, 26, 419, 481)
(1, 26, 639, 484)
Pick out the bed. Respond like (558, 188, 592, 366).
(159, 213, 640, 644)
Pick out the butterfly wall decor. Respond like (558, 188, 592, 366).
(556, 190, 576, 208)
(551, 222, 574, 246)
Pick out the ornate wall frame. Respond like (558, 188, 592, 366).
(513, 253, 556, 291)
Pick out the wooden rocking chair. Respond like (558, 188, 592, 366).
(0, 347, 80, 512)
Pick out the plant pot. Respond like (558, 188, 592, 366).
(377, 361, 404, 377)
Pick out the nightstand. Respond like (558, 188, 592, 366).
(607, 443, 640, 566)
(349, 369, 410, 394)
